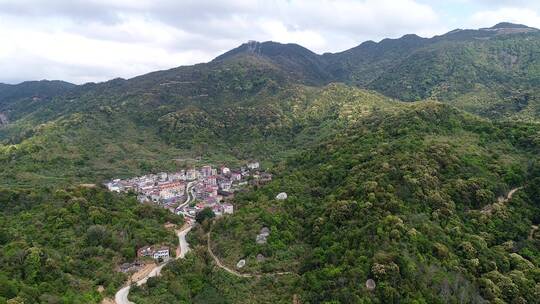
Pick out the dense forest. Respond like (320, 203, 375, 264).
(0, 187, 182, 303)
(1, 22, 540, 303)
(130, 101, 540, 303)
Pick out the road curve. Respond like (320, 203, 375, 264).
(481, 187, 523, 215)
(115, 224, 193, 304)
(498, 187, 522, 203)
(206, 231, 294, 278)
(529, 225, 539, 240)
(115, 285, 131, 304)
(178, 225, 192, 259)
(115, 182, 196, 304)
(207, 232, 253, 278)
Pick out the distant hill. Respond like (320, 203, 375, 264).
(209, 23, 540, 120)
(0, 80, 75, 106)
(3, 23, 540, 185)
(214, 40, 333, 85)
(0, 80, 76, 127)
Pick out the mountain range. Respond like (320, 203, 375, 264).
(1, 23, 540, 303)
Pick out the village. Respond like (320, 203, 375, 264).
(105, 161, 272, 268)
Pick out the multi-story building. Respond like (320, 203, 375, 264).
(137, 246, 170, 261)
(247, 161, 260, 170)
(220, 166, 231, 175)
(223, 203, 234, 214)
(206, 175, 217, 186)
(218, 179, 232, 192)
(186, 169, 199, 180)
(231, 171, 242, 181)
(153, 247, 170, 261)
(201, 165, 212, 178)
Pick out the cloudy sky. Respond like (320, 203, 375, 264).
(1, 0, 540, 84)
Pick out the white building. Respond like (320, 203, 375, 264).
(169, 171, 186, 181)
(186, 169, 199, 180)
(137, 195, 149, 203)
(223, 203, 234, 214)
(221, 167, 231, 175)
(153, 247, 170, 261)
(219, 180, 232, 192)
(151, 193, 160, 203)
(106, 182, 122, 192)
(158, 172, 168, 181)
(247, 161, 260, 170)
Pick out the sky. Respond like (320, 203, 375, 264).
(1, 0, 540, 84)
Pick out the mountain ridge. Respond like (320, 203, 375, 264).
(2, 21, 540, 304)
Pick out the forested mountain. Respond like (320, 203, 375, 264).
(0, 80, 75, 105)
(132, 92, 540, 303)
(2, 23, 540, 185)
(2, 23, 540, 303)
(0, 187, 183, 303)
(213, 22, 540, 120)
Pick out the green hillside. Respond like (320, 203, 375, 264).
(135, 100, 540, 303)
(0, 186, 182, 303)
(0, 72, 394, 187)
(2, 22, 540, 304)
(213, 23, 540, 121)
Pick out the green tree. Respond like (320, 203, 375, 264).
(196, 208, 215, 224)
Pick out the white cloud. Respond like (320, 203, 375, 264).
(0, 14, 213, 84)
(469, 7, 540, 29)
(2, 0, 522, 84)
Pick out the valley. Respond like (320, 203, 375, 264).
(1, 22, 540, 304)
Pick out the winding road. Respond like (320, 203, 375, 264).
(114, 182, 196, 304)
(206, 229, 294, 278)
(481, 187, 523, 215)
(114, 180, 293, 303)
(177, 181, 196, 210)
(500, 187, 522, 203)
(115, 224, 193, 304)
(207, 232, 254, 278)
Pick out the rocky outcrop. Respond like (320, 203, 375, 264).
(0, 112, 8, 127)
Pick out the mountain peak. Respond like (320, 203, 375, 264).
(478, 22, 539, 34)
(213, 40, 317, 62)
(401, 33, 423, 40)
(489, 22, 531, 29)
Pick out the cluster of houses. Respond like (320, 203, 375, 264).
(106, 161, 272, 269)
(105, 161, 272, 217)
(178, 161, 272, 218)
(137, 245, 170, 261)
(118, 246, 171, 274)
(106, 172, 187, 207)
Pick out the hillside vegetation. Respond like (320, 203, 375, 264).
(129, 94, 540, 303)
(0, 187, 182, 303)
(1, 22, 540, 304)
(0, 82, 394, 187)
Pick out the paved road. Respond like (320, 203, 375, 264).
(176, 181, 196, 218)
(114, 285, 131, 304)
(178, 181, 196, 210)
(115, 182, 196, 304)
(115, 224, 193, 304)
(178, 225, 192, 259)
